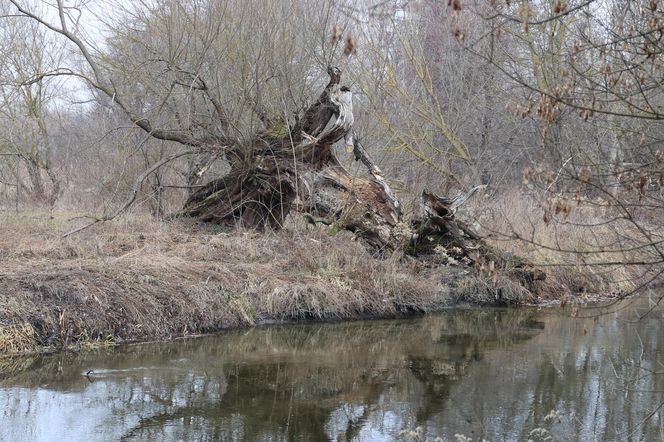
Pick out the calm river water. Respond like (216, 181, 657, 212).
(2, 296, 664, 441)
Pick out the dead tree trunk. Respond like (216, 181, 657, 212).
(179, 68, 402, 240)
(178, 67, 544, 291)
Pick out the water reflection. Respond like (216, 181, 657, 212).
(1, 298, 663, 441)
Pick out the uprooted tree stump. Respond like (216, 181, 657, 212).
(177, 67, 545, 295)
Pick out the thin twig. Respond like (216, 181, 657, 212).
(63, 149, 199, 238)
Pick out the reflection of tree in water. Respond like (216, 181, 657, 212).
(117, 310, 545, 440)
(406, 309, 544, 424)
(0, 308, 546, 441)
(4, 302, 663, 441)
(118, 359, 392, 441)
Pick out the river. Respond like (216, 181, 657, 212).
(1, 296, 664, 441)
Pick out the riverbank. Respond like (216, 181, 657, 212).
(0, 212, 629, 357)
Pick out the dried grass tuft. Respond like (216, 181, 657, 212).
(0, 323, 39, 356)
(453, 274, 536, 306)
(467, 188, 661, 298)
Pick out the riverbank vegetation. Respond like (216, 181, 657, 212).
(1, 0, 663, 355)
(0, 211, 533, 355)
(0, 204, 636, 356)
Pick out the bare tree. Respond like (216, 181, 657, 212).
(425, 0, 664, 286)
(0, 2, 63, 205)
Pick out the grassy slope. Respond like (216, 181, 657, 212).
(0, 213, 480, 356)
(2, 204, 635, 357)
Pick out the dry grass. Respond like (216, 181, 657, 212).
(0, 212, 464, 356)
(466, 188, 664, 300)
(3, 195, 638, 358)
(0, 187, 644, 355)
(0, 323, 39, 355)
(452, 273, 536, 305)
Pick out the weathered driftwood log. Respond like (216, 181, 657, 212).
(178, 67, 544, 291)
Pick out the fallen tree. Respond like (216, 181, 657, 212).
(177, 67, 544, 292)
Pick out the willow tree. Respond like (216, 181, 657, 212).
(6, 0, 543, 290)
(0, 2, 62, 205)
